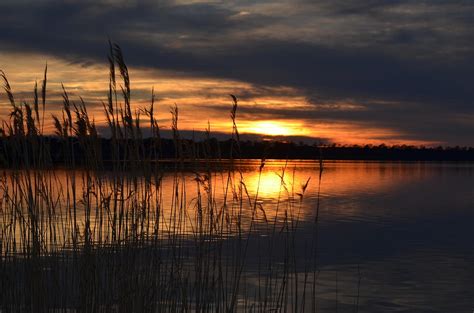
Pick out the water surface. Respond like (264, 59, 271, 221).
(216, 161, 474, 312)
(1, 161, 473, 312)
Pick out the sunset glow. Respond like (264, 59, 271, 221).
(241, 121, 303, 137)
(0, 55, 446, 146)
(0, 1, 472, 146)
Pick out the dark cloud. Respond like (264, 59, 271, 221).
(0, 0, 472, 145)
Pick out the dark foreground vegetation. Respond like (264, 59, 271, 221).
(0, 44, 338, 313)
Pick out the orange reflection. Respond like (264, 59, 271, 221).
(243, 170, 292, 198)
(1, 161, 440, 250)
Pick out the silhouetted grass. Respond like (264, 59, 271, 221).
(0, 43, 324, 313)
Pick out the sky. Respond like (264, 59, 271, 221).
(0, 0, 473, 146)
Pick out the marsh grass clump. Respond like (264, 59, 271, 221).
(0, 43, 323, 313)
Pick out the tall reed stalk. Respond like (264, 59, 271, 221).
(0, 44, 323, 313)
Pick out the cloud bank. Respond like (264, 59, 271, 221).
(0, 0, 473, 145)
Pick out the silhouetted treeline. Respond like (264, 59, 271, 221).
(1, 136, 473, 168)
(232, 141, 474, 161)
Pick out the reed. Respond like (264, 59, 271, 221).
(0, 43, 323, 313)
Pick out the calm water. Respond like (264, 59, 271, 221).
(2, 161, 473, 312)
(218, 161, 474, 312)
(295, 161, 473, 312)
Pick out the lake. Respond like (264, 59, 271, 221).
(1, 160, 473, 312)
(287, 161, 474, 312)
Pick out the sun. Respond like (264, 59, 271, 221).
(246, 121, 295, 136)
